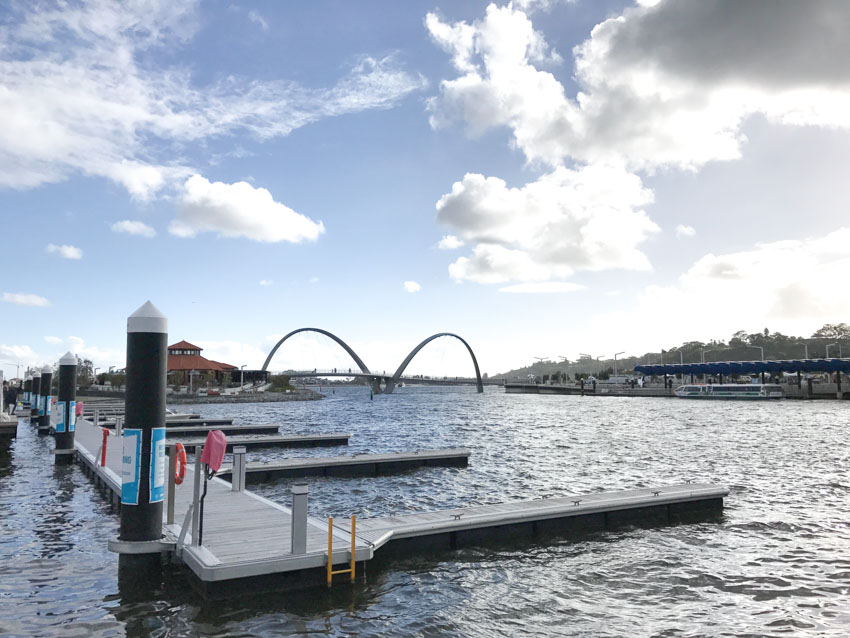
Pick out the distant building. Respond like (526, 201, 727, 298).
(167, 340, 237, 385)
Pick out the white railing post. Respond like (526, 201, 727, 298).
(231, 445, 247, 492)
(290, 483, 308, 554)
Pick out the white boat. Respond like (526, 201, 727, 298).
(674, 383, 784, 399)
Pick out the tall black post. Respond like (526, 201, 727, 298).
(24, 376, 31, 405)
(30, 373, 41, 422)
(55, 352, 78, 465)
(38, 365, 53, 435)
(119, 301, 167, 543)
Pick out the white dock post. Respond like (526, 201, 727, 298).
(231, 446, 247, 492)
(290, 483, 308, 554)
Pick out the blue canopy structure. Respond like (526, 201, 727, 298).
(633, 359, 850, 377)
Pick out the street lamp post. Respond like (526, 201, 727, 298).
(613, 352, 625, 377)
(240, 364, 247, 390)
(94, 368, 100, 386)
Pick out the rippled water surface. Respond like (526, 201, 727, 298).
(2, 387, 849, 636)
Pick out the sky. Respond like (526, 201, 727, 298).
(2, 0, 850, 379)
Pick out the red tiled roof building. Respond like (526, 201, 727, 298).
(167, 340, 237, 385)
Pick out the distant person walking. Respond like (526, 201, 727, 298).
(3, 382, 15, 415)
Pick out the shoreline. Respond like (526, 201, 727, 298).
(77, 389, 324, 404)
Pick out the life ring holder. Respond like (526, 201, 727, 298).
(174, 442, 188, 485)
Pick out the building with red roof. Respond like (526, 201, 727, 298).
(167, 340, 237, 385)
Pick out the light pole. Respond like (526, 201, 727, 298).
(240, 364, 247, 390)
(94, 368, 100, 385)
(1, 362, 21, 378)
(745, 345, 764, 361)
(613, 352, 624, 376)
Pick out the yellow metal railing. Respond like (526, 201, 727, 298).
(326, 515, 356, 587)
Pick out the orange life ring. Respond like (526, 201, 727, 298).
(174, 442, 187, 485)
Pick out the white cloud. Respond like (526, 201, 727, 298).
(46, 244, 82, 259)
(43, 336, 63, 344)
(111, 220, 156, 238)
(171, 175, 324, 243)
(247, 10, 268, 31)
(0, 344, 38, 365)
(428, 1, 850, 171)
(309, 277, 320, 284)
(2, 292, 50, 307)
(437, 234, 465, 250)
(195, 340, 269, 370)
(499, 282, 585, 293)
(675, 224, 696, 238)
(66, 336, 124, 368)
(0, 2, 425, 198)
(403, 281, 422, 293)
(259, 279, 273, 286)
(437, 165, 658, 283)
(590, 227, 850, 353)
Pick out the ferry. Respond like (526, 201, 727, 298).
(674, 383, 784, 399)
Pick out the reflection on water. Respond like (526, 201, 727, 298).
(1, 388, 849, 636)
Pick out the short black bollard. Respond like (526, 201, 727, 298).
(30, 373, 41, 422)
(54, 352, 77, 465)
(119, 301, 168, 544)
(38, 365, 53, 435)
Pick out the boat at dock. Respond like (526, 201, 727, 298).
(674, 383, 784, 399)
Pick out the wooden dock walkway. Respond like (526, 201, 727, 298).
(72, 419, 375, 590)
(216, 448, 470, 482)
(335, 483, 727, 552)
(70, 417, 728, 596)
(171, 432, 350, 450)
(164, 423, 281, 437)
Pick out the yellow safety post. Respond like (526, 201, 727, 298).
(327, 515, 357, 587)
(327, 516, 333, 588)
(349, 515, 356, 583)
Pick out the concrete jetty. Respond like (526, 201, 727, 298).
(216, 448, 471, 482)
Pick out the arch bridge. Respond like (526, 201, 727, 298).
(261, 328, 484, 394)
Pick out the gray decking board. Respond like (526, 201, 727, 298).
(71, 417, 727, 590)
(168, 433, 351, 450)
(164, 424, 280, 437)
(216, 448, 470, 481)
(337, 483, 727, 542)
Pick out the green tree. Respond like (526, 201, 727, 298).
(268, 374, 292, 392)
(77, 358, 94, 388)
(812, 323, 850, 340)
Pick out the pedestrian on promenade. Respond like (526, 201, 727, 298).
(3, 382, 14, 415)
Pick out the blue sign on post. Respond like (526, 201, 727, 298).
(69, 400, 76, 432)
(149, 427, 166, 504)
(56, 401, 66, 433)
(121, 429, 142, 505)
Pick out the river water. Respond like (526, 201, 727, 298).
(1, 387, 849, 636)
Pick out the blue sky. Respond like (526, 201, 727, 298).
(2, 0, 850, 378)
